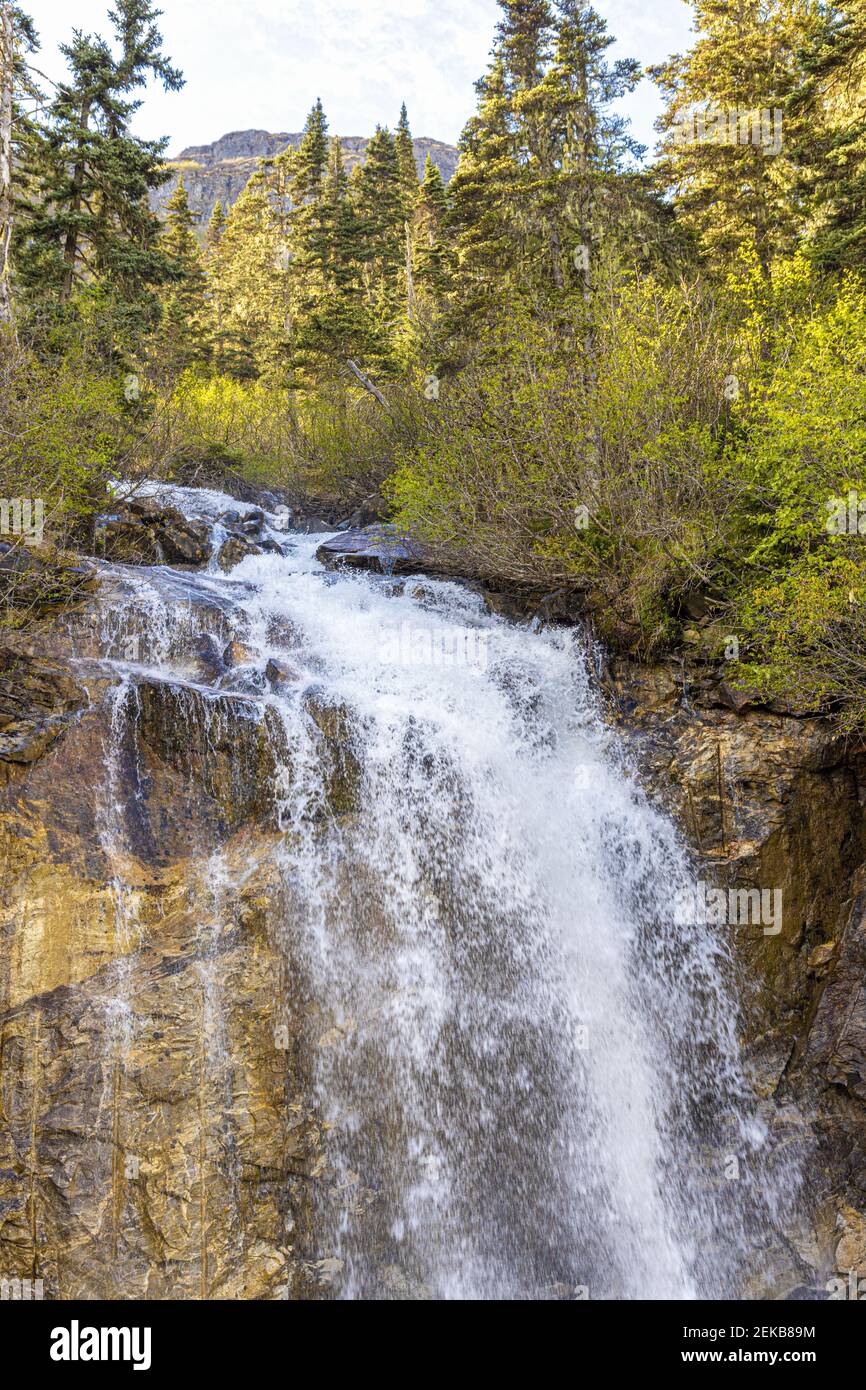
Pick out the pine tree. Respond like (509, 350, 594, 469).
(543, 2, 643, 289)
(446, 56, 518, 338)
(206, 199, 226, 251)
(1, 4, 39, 325)
(157, 175, 209, 377)
(293, 136, 377, 374)
(414, 155, 451, 300)
(207, 174, 280, 378)
(650, 0, 816, 279)
(203, 200, 228, 370)
(15, 0, 183, 320)
(1, 3, 19, 324)
(286, 99, 331, 285)
(793, 1, 866, 269)
(496, 0, 553, 95)
(395, 102, 419, 213)
(353, 124, 405, 360)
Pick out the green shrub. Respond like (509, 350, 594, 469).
(388, 272, 738, 654)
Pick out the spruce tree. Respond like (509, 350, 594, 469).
(414, 155, 451, 299)
(353, 124, 405, 359)
(294, 136, 377, 375)
(650, 0, 814, 279)
(207, 174, 280, 378)
(446, 56, 518, 338)
(204, 200, 228, 370)
(15, 0, 183, 321)
(793, 0, 866, 269)
(206, 199, 226, 251)
(0, 4, 37, 325)
(395, 102, 419, 213)
(541, 3, 643, 292)
(157, 175, 209, 378)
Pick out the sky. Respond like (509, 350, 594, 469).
(30, 0, 695, 159)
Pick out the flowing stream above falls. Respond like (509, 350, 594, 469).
(63, 481, 801, 1300)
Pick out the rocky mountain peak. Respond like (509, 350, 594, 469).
(155, 127, 459, 227)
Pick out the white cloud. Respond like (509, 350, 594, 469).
(30, 0, 693, 156)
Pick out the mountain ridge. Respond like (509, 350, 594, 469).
(154, 128, 459, 226)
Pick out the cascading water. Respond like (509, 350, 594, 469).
(76, 481, 802, 1300)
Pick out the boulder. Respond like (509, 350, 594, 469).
(223, 639, 255, 668)
(315, 524, 428, 575)
(265, 658, 300, 689)
(0, 646, 87, 768)
(95, 503, 212, 567)
(217, 535, 263, 572)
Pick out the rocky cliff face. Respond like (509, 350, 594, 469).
(153, 129, 459, 228)
(605, 657, 866, 1290)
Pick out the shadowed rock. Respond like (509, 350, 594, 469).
(316, 525, 429, 575)
(95, 502, 212, 567)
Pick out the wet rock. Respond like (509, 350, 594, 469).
(316, 525, 429, 575)
(802, 865, 866, 1105)
(0, 646, 87, 768)
(223, 639, 255, 668)
(807, 941, 836, 976)
(95, 503, 212, 567)
(302, 688, 361, 814)
(834, 1206, 866, 1277)
(265, 658, 300, 690)
(196, 634, 227, 682)
(218, 667, 269, 698)
(217, 535, 263, 572)
(608, 656, 861, 1061)
(610, 653, 866, 1268)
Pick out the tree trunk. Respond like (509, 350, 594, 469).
(61, 96, 91, 302)
(347, 358, 388, 408)
(405, 221, 416, 322)
(0, 2, 15, 328)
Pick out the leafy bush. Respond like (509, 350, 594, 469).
(388, 272, 739, 654)
(0, 326, 131, 542)
(149, 370, 427, 505)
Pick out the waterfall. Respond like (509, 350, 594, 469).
(79, 482, 801, 1301)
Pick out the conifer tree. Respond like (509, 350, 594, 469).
(1, 5, 40, 325)
(203, 199, 228, 370)
(157, 175, 209, 377)
(293, 135, 377, 374)
(207, 174, 280, 378)
(414, 155, 451, 299)
(15, 0, 183, 320)
(206, 199, 226, 251)
(446, 56, 518, 337)
(650, 0, 815, 279)
(793, 0, 866, 269)
(286, 99, 331, 283)
(395, 102, 419, 213)
(353, 124, 405, 355)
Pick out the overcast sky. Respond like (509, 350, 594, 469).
(30, 0, 694, 158)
